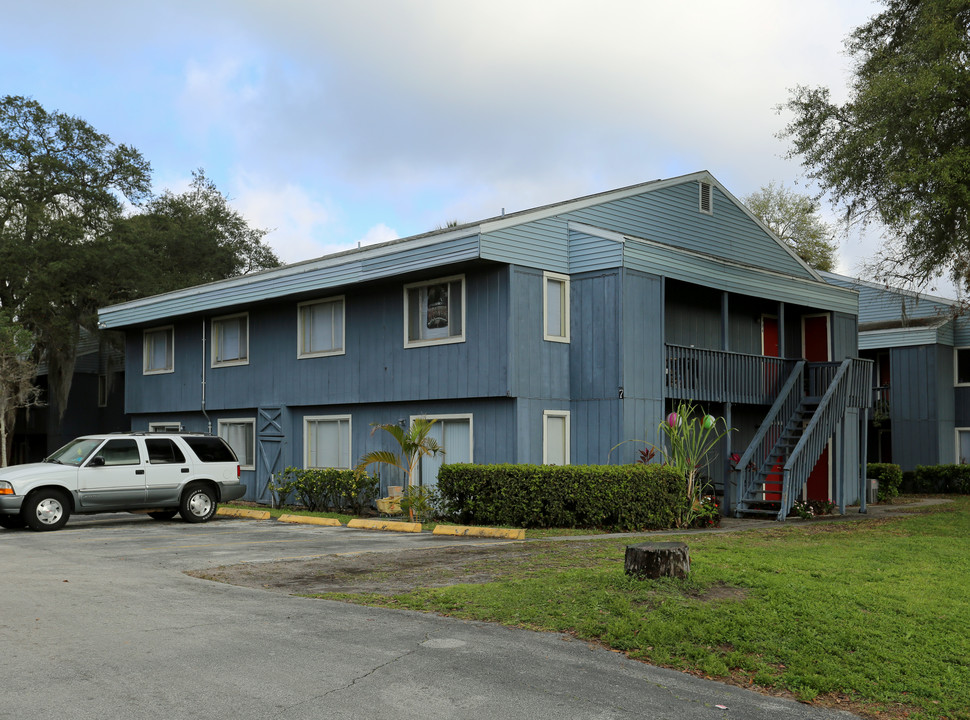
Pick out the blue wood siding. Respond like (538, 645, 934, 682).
(832, 312, 859, 360)
(507, 266, 570, 400)
(568, 228, 624, 273)
(564, 184, 814, 280)
(570, 270, 622, 401)
(125, 265, 511, 415)
(481, 217, 569, 273)
(888, 344, 955, 470)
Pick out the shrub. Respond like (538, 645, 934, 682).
(910, 464, 970, 494)
(437, 463, 686, 531)
(399, 485, 449, 522)
(867, 463, 902, 501)
(273, 467, 379, 513)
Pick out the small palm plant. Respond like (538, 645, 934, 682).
(356, 418, 444, 520)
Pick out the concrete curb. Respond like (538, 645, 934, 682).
(217, 507, 271, 520)
(347, 518, 422, 533)
(433, 525, 525, 540)
(277, 514, 342, 527)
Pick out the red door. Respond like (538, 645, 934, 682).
(762, 316, 783, 501)
(803, 314, 830, 501)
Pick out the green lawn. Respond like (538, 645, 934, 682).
(313, 498, 970, 720)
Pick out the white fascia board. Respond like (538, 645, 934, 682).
(567, 221, 627, 244)
(99, 229, 482, 328)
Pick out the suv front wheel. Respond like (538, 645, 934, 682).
(180, 484, 217, 523)
(23, 489, 71, 531)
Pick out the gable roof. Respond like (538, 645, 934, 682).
(99, 171, 834, 329)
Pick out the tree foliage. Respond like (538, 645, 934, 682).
(0, 95, 281, 431)
(0, 311, 43, 466)
(114, 170, 280, 298)
(780, 0, 970, 291)
(0, 95, 152, 417)
(744, 182, 838, 271)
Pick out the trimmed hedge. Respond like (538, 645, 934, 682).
(907, 464, 970, 494)
(867, 463, 903, 501)
(437, 463, 685, 531)
(270, 467, 379, 514)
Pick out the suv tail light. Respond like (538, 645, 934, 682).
(236, 464, 240, 479)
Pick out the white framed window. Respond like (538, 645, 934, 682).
(955, 347, 970, 386)
(212, 313, 249, 367)
(957, 428, 970, 464)
(97, 375, 108, 407)
(218, 418, 255, 469)
(404, 275, 465, 347)
(543, 272, 570, 343)
(149, 422, 183, 433)
(298, 296, 345, 358)
(699, 181, 713, 214)
(543, 410, 570, 465)
(411, 414, 473, 487)
(305, 415, 352, 469)
(143, 326, 174, 375)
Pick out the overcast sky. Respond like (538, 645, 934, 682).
(4, 0, 893, 281)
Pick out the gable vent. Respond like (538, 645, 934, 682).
(699, 181, 713, 214)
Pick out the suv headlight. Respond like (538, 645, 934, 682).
(0, 481, 13, 495)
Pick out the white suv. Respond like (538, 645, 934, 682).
(0, 433, 247, 531)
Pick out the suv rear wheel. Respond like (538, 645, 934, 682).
(179, 484, 217, 523)
(23, 489, 71, 531)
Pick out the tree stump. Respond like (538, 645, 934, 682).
(624, 542, 690, 579)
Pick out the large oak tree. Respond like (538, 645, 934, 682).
(781, 0, 970, 292)
(0, 96, 281, 437)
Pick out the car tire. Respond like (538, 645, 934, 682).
(22, 490, 71, 531)
(179, 484, 217, 523)
(0, 514, 26, 530)
(147, 510, 178, 521)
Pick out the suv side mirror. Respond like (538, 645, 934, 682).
(87, 456, 106, 467)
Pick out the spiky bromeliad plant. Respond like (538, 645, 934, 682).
(356, 418, 443, 521)
(657, 401, 732, 526)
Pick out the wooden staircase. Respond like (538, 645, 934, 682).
(733, 357, 873, 520)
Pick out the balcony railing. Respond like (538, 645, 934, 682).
(665, 344, 798, 405)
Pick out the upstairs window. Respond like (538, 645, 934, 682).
(699, 181, 713, 214)
(212, 313, 249, 367)
(543, 272, 570, 343)
(404, 276, 465, 347)
(956, 347, 970, 386)
(299, 297, 345, 358)
(143, 326, 174, 375)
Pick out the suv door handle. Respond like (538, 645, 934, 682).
(135, 469, 145, 476)
(181, 468, 190, 473)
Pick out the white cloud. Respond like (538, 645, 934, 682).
(358, 224, 399, 247)
(230, 176, 335, 263)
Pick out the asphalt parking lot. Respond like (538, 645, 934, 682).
(0, 511, 513, 570)
(0, 512, 861, 720)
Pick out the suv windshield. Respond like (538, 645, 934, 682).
(47, 438, 104, 467)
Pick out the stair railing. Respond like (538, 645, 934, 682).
(781, 358, 868, 518)
(732, 361, 805, 515)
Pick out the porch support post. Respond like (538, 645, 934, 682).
(721, 291, 730, 351)
(777, 302, 786, 357)
(724, 401, 733, 515)
(859, 407, 869, 513)
(837, 419, 846, 515)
